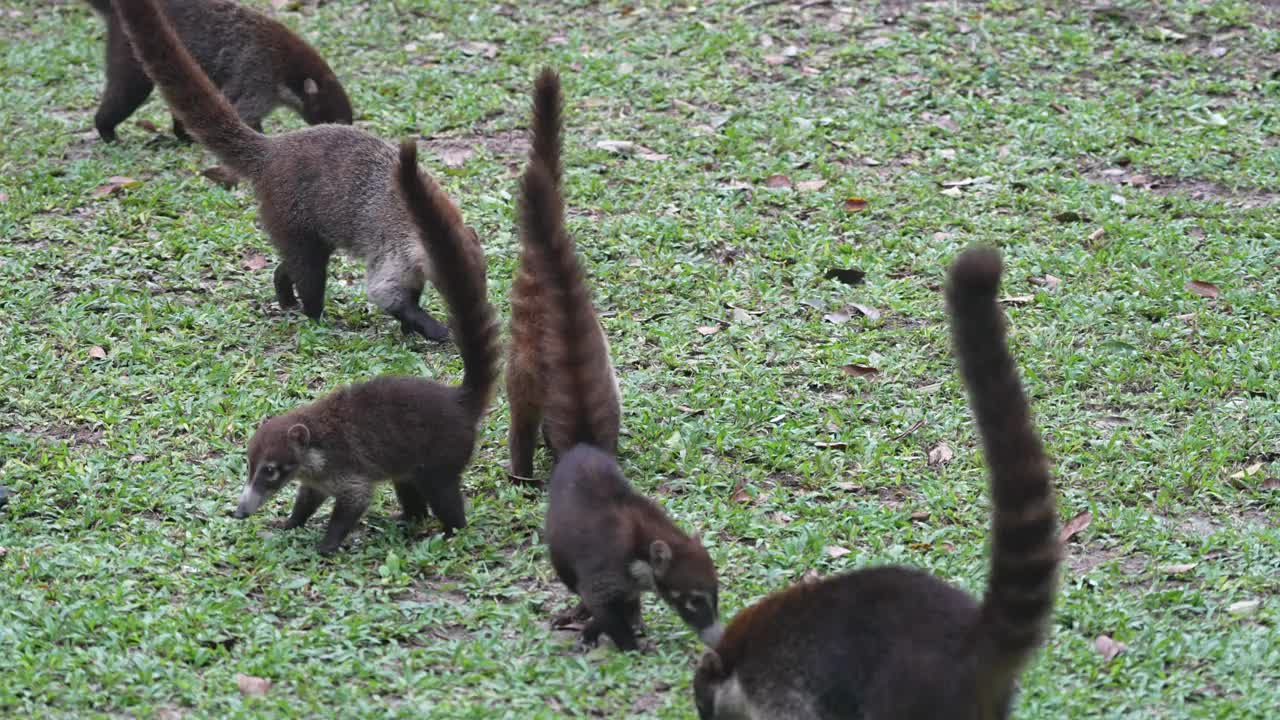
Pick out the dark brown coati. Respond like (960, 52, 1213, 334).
(506, 67, 619, 482)
(83, 0, 352, 143)
(516, 77, 719, 648)
(110, 0, 450, 341)
(232, 141, 500, 555)
(692, 247, 1059, 720)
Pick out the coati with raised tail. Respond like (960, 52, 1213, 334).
(518, 70, 719, 650)
(83, 0, 351, 143)
(506, 68, 620, 482)
(110, 0, 451, 341)
(232, 141, 500, 555)
(693, 247, 1059, 720)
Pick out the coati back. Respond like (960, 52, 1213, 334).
(232, 142, 499, 555)
(518, 69, 719, 651)
(693, 247, 1059, 720)
(109, 0, 451, 341)
(506, 67, 620, 482)
(84, 0, 352, 143)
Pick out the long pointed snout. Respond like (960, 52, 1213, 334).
(699, 622, 724, 648)
(233, 484, 266, 519)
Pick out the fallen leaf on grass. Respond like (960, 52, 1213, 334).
(730, 479, 750, 504)
(438, 145, 473, 169)
(135, 119, 159, 133)
(796, 179, 827, 192)
(824, 310, 851, 324)
(236, 673, 271, 697)
(1086, 227, 1106, 245)
(910, 511, 930, 521)
(1263, 478, 1280, 491)
(201, 166, 240, 189)
(841, 364, 879, 379)
(927, 442, 954, 466)
(1227, 599, 1260, 617)
(1059, 510, 1091, 544)
(999, 295, 1033, 305)
(940, 187, 963, 198)
(824, 267, 866, 285)
(1160, 563, 1198, 576)
(88, 346, 107, 360)
(763, 54, 787, 66)
(764, 174, 792, 189)
(850, 303, 881, 321)
(940, 176, 990, 188)
(825, 545, 851, 558)
(1229, 462, 1264, 480)
(92, 176, 138, 198)
(1029, 274, 1062, 290)
(458, 41, 498, 58)
(243, 253, 269, 271)
(1095, 635, 1127, 663)
(696, 325, 721, 336)
(635, 147, 668, 162)
(843, 196, 868, 212)
(1185, 280, 1220, 298)
(595, 139, 635, 154)
(731, 307, 755, 324)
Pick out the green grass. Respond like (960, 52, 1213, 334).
(2, 0, 1278, 717)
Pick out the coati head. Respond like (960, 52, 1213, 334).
(293, 74, 353, 126)
(234, 415, 315, 518)
(635, 537, 722, 646)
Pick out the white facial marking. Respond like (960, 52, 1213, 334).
(699, 622, 724, 647)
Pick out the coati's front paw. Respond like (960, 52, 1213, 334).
(316, 541, 342, 556)
(551, 602, 593, 629)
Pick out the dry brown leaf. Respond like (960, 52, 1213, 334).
(730, 479, 750, 504)
(438, 145, 473, 169)
(88, 346, 107, 360)
(595, 139, 635, 155)
(796, 179, 827, 192)
(1030, 274, 1062, 290)
(243, 253, 269, 271)
(842, 364, 879, 379)
(92, 176, 139, 198)
(825, 545, 851, 559)
(999, 295, 1034, 305)
(636, 148, 668, 162)
(546, 34, 569, 46)
(1095, 635, 1126, 663)
(458, 41, 498, 59)
(1059, 510, 1092, 544)
(823, 310, 850, 324)
(835, 481, 857, 491)
(768, 511, 793, 524)
(910, 510, 930, 521)
(236, 673, 272, 697)
(1087, 227, 1106, 245)
(764, 174, 793, 189)
(1160, 562, 1198, 575)
(1229, 462, 1264, 480)
(931, 115, 959, 133)
(1227, 599, 1260, 616)
(731, 307, 754, 324)
(135, 119, 159, 133)
(201, 166, 240, 189)
(850, 303, 881, 321)
(843, 196, 868, 212)
(1186, 280, 1220, 298)
(696, 325, 721, 336)
(763, 54, 787, 65)
(927, 442, 954, 467)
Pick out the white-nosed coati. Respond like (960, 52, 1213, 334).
(693, 247, 1059, 720)
(520, 69, 719, 651)
(110, 0, 452, 341)
(83, 0, 352, 142)
(506, 68, 620, 482)
(232, 141, 500, 555)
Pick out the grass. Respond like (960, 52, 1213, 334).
(1, 0, 1278, 717)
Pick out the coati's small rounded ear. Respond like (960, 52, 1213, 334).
(650, 540, 672, 577)
(287, 423, 311, 448)
(303, 77, 319, 95)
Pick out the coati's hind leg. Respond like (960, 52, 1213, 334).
(366, 264, 449, 342)
(507, 396, 542, 483)
(171, 115, 191, 143)
(392, 479, 429, 523)
(276, 244, 330, 319)
(420, 472, 466, 534)
(282, 485, 326, 529)
(581, 596, 640, 651)
(317, 484, 371, 555)
(273, 263, 297, 309)
(94, 24, 154, 142)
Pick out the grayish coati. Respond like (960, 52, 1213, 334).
(111, 0, 450, 341)
(693, 247, 1059, 720)
(83, 0, 352, 142)
(519, 70, 719, 650)
(506, 68, 620, 482)
(232, 141, 500, 555)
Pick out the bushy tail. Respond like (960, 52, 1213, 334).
(112, 0, 269, 178)
(946, 247, 1059, 678)
(530, 67, 563, 188)
(519, 158, 614, 449)
(397, 141, 500, 417)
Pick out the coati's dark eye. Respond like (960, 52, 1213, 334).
(263, 463, 278, 476)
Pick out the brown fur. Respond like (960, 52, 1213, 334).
(232, 143, 499, 556)
(85, 0, 351, 143)
(506, 67, 619, 482)
(111, 0, 450, 341)
(693, 247, 1059, 720)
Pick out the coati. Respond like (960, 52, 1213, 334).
(519, 70, 719, 650)
(232, 141, 500, 555)
(109, 0, 451, 341)
(692, 247, 1059, 720)
(506, 68, 620, 482)
(83, 0, 352, 143)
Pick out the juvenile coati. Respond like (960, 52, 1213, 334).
(110, 0, 451, 341)
(83, 0, 352, 143)
(232, 141, 500, 555)
(506, 68, 620, 482)
(518, 73, 719, 649)
(693, 247, 1059, 720)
